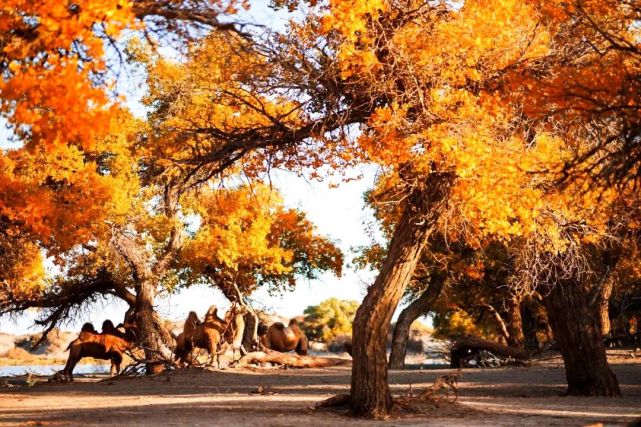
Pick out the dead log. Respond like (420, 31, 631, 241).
(237, 350, 350, 368)
(450, 336, 531, 368)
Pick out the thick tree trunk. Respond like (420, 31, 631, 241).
(505, 295, 525, 348)
(350, 174, 451, 418)
(388, 270, 445, 369)
(544, 280, 620, 396)
(134, 280, 172, 375)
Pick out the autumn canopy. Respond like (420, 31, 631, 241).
(2, 0, 641, 419)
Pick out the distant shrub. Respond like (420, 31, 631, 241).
(303, 298, 359, 343)
(2, 347, 34, 362)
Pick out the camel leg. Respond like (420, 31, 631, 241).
(63, 357, 78, 382)
(110, 353, 123, 377)
(295, 335, 309, 356)
(63, 348, 81, 382)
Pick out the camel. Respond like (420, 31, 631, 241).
(259, 318, 309, 355)
(174, 307, 226, 367)
(222, 305, 246, 359)
(62, 320, 134, 382)
(174, 305, 248, 367)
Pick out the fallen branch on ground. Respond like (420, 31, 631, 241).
(450, 336, 531, 368)
(119, 346, 178, 376)
(237, 350, 350, 368)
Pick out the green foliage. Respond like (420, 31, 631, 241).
(431, 309, 498, 341)
(302, 298, 359, 342)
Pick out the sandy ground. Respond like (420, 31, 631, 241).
(0, 353, 639, 426)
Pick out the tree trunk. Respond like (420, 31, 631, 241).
(350, 173, 451, 418)
(388, 270, 445, 369)
(134, 280, 170, 375)
(242, 311, 259, 353)
(544, 280, 620, 396)
(505, 295, 525, 348)
(521, 299, 539, 350)
(596, 276, 614, 336)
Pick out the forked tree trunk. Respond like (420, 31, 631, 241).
(544, 280, 620, 396)
(505, 295, 525, 348)
(350, 174, 451, 418)
(388, 270, 445, 369)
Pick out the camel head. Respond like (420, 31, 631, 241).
(204, 305, 220, 322)
(184, 311, 200, 335)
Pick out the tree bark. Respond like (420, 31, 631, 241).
(388, 270, 445, 369)
(521, 298, 540, 350)
(242, 311, 259, 353)
(505, 295, 525, 348)
(350, 173, 451, 418)
(595, 276, 614, 336)
(134, 280, 173, 375)
(479, 302, 512, 345)
(544, 280, 620, 396)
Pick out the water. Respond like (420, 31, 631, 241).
(0, 364, 109, 377)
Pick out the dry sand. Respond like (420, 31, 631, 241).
(0, 352, 639, 426)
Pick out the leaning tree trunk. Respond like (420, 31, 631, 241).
(544, 280, 620, 396)
(350, 174, 451, 418)
(388, 270, 446, 369)
(505, 295, 525, 348)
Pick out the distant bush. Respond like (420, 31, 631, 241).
(2, 347, 35, 362)
(303, 298, 359, 343)
(432, 309, 497, 341)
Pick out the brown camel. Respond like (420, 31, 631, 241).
(259, 318, 309, 355)
(174, 305, 248, 367)
(62, 321, 134, 382)
(222, 305, 246, 360)
(175, 307, 226, 367)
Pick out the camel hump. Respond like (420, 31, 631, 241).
(288, 318, 299, 327)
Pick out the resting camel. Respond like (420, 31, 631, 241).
(259, 318, 309, 355)
(62, 320, 134, 382)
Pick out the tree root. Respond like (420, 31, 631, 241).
(315, 371, 461, 417)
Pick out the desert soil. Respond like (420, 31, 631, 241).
(0, 352, 639, 426)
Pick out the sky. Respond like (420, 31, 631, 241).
(0, 2, 426, 335)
